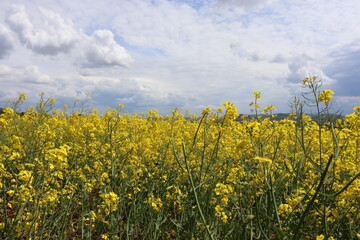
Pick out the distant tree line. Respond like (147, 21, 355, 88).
(235, 112, 344, 125)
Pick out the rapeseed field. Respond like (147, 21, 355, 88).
(0, 77, 359, 239)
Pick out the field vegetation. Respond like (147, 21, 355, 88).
(0, 77, 359, 239)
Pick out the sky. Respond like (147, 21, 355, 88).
(0, 0, 359, 115)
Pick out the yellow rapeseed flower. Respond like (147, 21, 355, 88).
(316, 235, 325, 240)
(318, 89, 334, 105)
(18, 170, 32, 182)
(253, 91, 262, 99)
(254, 157, 272, 164)
(201, 107, 212, 116)
(7, 190, 15, 197)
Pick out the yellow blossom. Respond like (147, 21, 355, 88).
(17, 170, 32, 182)
(318, 89, 334, 105)
(316, 235, 325, 240)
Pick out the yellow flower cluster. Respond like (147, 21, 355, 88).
(278, 203, 293, 218)
(318, 89, 335, 105)
(100, 192, 119, 214)
(302, 75, 318, 85)
(145, 194, 163, 211)
(221, 101, 239, 125)
(316, 234, 336, 240)
(253, 91, 262, 99)
(261, 104, 276, 115)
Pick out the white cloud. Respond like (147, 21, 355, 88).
(0, 64, 12, 75)
(48, 74, 192, 113)
(0, 64, 54, 84)
(4, 4, 133, 68)
(23, 65, 54, 84)
(0, 64, 58, 102)
(0, 61, 189, 113)
(217, 0, 277, 9)
(6, 4, 80, 55)
(335, 96, 360, 104)
(81, 30, 133, 68)
(230, 42, 286, 63)
(332, 96, 360, 115)
(286, 54, 336, 86)
(0, 24, 14, 58)
(112, 0, 214, 57)
(116, 97, 135, 104)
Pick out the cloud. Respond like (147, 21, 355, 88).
(324, 42, 360, 97)
(0, 62, 190, 114)
(111, 0, 205, 56)
(0, 64, 12, 76)
(6, 4, 79, 55)
(217, 0, 277, 9)
(0, 64, 54, 84)
(0, 24, 14, 58)
(81, 30, 133, 68)
(330, 96, 360, 115)
(230, 43, 261, 61)
(335, 96, 360, 104)
(4, 4, 132, 68)
(286, 54, 335, 86)
(49, 74, 192, 114)
(0, 64, 58, 102)
(230, 43, 286, 63)
(23, 65, 54, 84)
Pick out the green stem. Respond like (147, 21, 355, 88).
(292, 154, 334, 240)
(182, 143, 215, 240)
